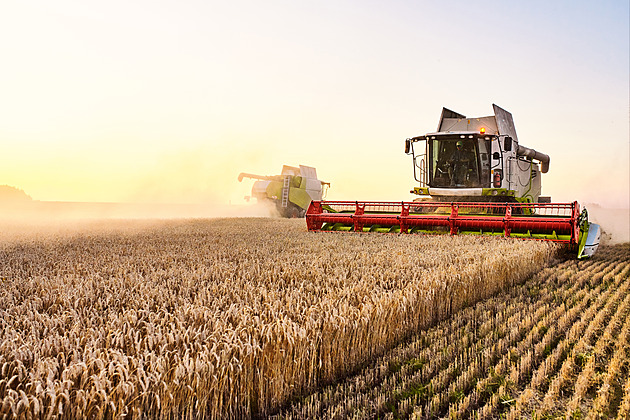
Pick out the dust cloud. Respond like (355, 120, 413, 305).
(0, 186, 284, 245)
(585, 203, 630, 245)
(0, 199, 278, 221)
(0, 198, 282, 245)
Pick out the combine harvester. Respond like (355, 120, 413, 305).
(306, 105, 600, 259)
(239, 165, 330, 218)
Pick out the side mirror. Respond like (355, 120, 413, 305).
(504, 136, 513, 152)
(492, 152, 501, 160)
(405, 139, 411, 154)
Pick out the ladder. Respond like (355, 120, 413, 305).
(281, 176, 290, 208)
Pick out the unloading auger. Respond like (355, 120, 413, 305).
(239, 165, 330, 218)
(305, 105, 601, 259)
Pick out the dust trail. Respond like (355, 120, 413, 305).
(0, 200, 280, 220)
(585, 203, 630, 244)
(0, 201, 287, 246)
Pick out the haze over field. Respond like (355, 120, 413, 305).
(1, 1, 628, 212)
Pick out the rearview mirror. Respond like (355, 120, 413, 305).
(504, 136, 513, 152)
(405, 139, 411, 154)
(492, 152, 500, 160)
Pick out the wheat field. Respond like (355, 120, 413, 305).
(0, 218, 557, 418)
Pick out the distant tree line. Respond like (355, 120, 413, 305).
(0, 185, 32, 202)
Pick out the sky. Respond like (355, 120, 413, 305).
(1, 0, 629, 209)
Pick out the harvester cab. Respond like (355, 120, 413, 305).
(405, 104, 550, 204)
(306, 104, 601, 259)
(239, 165, 330, 218)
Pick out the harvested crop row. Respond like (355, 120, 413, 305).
(276, 243, 629, 419)
(0, 218, 556, 418)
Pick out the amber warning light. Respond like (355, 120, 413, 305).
(480, 127, 486, 134)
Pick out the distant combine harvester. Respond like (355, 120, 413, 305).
(238, 165, 330, 218)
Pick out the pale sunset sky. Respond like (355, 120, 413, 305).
(1, 0, 628, 208)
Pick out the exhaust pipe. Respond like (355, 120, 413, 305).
(517, 145, 550, 173)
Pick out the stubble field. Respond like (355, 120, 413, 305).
(0, 218, 560, 418)
(277, 242, 630, 419)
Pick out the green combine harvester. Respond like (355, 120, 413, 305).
(239, 165, 330, 218)
(306, 104, 601, 259)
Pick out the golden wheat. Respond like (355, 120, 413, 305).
(0, 218, 557, 418)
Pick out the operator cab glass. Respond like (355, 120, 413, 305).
(427, 135, 491, 188)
